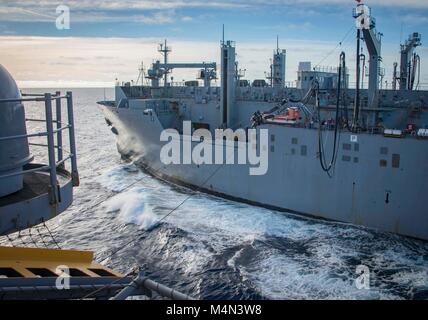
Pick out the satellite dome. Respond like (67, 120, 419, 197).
(0, 64, 31, 197)
(0, 64, 21, 100)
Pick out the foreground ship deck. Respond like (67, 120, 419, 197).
(0, 64, 192, 300)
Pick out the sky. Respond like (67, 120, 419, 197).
(0, 0, 427, 88)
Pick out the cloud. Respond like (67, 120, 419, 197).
(1, 0, 250, 11)
(255, 22, 313, 31)
(258, 0, 428, 9)
(400, 13, 428, 25)
(2, 0, 427, 23)
(0, 0, 250, 24)
(0, 6, 187, 25)
(3, 35, 426, 89)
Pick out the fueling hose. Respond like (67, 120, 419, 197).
(317, 52, 345, 177)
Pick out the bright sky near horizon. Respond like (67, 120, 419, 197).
(0, 0, 427, 88)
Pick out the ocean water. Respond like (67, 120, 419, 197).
(1, 88, 427, 300)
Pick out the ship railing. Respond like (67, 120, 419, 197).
(313, 66, 341, 74)
(0, 91, 79, 205)
(284, 81, 298, 88)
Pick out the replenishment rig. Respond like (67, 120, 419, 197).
(98, 2, 428, 240)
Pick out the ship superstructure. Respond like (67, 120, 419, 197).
(99, 2, 428, 240)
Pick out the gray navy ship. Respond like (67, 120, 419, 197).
(98, 2, 428, 241)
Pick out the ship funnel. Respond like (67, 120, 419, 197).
(0, 64, 32, 197)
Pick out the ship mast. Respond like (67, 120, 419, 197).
(158, 39, 171, 88)
(352, 0, 382, 129)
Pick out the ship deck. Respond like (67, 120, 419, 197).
(0, 172, 50, 207)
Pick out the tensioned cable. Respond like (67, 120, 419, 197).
(314, 26, 354, 70)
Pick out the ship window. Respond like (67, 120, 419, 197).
(291, 148, 296, 155)
(343, 143, 351, 150)
(89, 268, 115, 277)
(271, 134, 275, 142)
(27, 268, 57, 277)
(270, 145, 275, 153)
(0, 268, 23, 278)
(301, 145, 307, 156)
(354, 143, 359, 152)
(392, 154, 400, 168)
(342, 155, 351, 162)
(380, 147, 388, 155)
(354, 157, 359, 163)
(380, 160, 387, 167)
(291, 137, 298, 145)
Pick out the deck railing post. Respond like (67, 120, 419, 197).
(44, 93, 59, 205)
(66, 91, 79, 186)
(55, 91, 64, 169)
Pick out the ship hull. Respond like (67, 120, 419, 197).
(101, 105, 428, 241)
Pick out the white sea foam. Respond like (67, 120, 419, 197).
(95, 163, 150, 192)
(240, 253, 398, 300)
(104, 188, 159, 231)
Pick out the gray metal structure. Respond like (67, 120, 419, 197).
(272, 37, 286, 88)
(147, 39, 217, 89)
(353, 3, 382, 109)
(111, 271, 193, 300)
(99, 2, 428, 241)
(0, 65, 32, 197)
(399, 33, 422, 91)
(0, 273, 193, 300)
(0, 65, 192, 300)
(0, 65, 79, 235)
